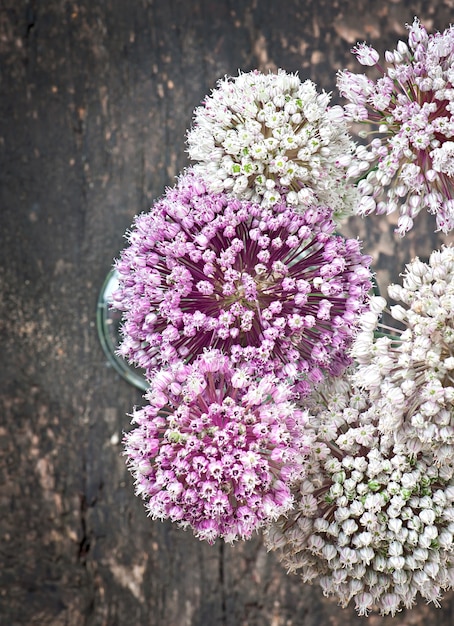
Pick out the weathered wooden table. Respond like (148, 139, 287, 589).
(2, 1, 454, 624)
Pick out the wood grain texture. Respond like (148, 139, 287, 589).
(1, 1, 454, 624)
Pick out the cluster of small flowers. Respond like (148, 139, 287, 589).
(124, 349, 314, 543)
(111, 18, 454, 616)
(187, 69, 358, 222)
(113, 169, 372, 386)
(264, 375, 454, 616)
(337, 17, 454, 235)
(112, 68, 375, 548)
(351, 247, 454, 461)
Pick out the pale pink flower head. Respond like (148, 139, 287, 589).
(124, 350, 314, 543)
(338, 17, 454, 235)
(112, 170, 372, 388)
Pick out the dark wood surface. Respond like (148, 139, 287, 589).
(2, 1, 454, 624)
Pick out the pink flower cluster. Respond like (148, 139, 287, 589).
(113, 170, 371, 389)
(124, 350, 313, 543)
(338, 18, 454, 235)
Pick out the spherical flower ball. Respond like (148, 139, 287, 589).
(187, 69, 358, 223)
(264, 375, 454, 616)
(112, 170, 372, 388)
(351, 247, 454, 459)
(123, 350, 314, 543)
(338, 17, 454, 235)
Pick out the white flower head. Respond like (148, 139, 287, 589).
(264, 372, 454, 616)
(188, 69, 358, 223)
(351, 246, 454, 458)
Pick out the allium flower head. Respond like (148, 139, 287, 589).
(124, 350, 314, 543)
(351, 247, 454, 459)
(187, 69, 358, 222)
(338, 18, 454, 235)
(112, 170, 372, 387)
(265, 375, 454, 616)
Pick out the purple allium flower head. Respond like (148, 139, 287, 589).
(338, 17, 454, 235)
(124, 349, 314, 543)
(112, 170, 372, 387)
